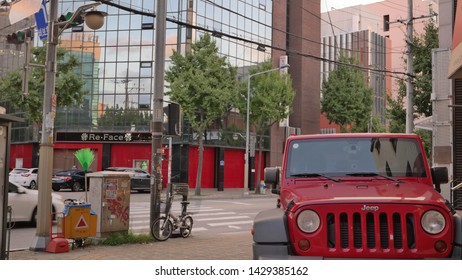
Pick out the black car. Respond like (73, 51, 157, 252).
(52, 169, 91, 192)
(104, 167, 151, 192)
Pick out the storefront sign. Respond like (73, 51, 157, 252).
(56, 132, 152, 143)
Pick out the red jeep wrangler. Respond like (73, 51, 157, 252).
(253, 133, 462, 259)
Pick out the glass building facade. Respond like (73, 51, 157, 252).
(42, 0, 272, 135)
(2, 0, 273, 140)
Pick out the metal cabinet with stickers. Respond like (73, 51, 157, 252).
(87, 171, 131, 237)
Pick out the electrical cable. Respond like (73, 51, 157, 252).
(66, 1, 415, 81)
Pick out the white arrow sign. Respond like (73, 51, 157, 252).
(9, 0, 42, 25)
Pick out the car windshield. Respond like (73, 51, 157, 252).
(11, 169, 28, 174)
(286, 137, 427, 178)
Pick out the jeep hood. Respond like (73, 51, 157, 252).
(280, 179, 447, 208)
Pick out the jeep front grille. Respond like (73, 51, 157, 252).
(327, 212, 416, 250)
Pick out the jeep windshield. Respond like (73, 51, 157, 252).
(286, 137, 426, 178)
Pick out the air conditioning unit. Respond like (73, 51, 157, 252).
(286, 127, 301, 137)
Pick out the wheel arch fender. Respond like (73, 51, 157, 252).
(253, 208, 289, 243)
(451, 210, 462, 259)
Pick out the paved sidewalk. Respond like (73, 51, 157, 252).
(7, 187, 276, 260)
(8, 232, 254, 260)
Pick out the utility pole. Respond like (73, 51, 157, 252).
(150, 0, 166, 227)
(406, 0, 414, 134)
(30, 0, 58, 251)
(29, 1, 105, 251)
(385, 2, 436, 133)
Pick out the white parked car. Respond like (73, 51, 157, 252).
(7, 181, 65, 226)
(9, 168, 39, 189)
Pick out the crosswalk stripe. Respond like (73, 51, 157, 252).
(196, 216, 249, 222)
(130, 214, 150, 219)
(129, 210, 221, 217)
(130, 225, 207, 232)
(128, 203, 255, 233)
(130, 220, 149, 225)
(129, 207, 205, 213)
(208, 220, 253, 227)
(192, 212, 236, 217)
(189, 208, 224, 212)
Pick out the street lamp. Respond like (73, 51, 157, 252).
(244, 64, 289, 195)
(30, 0, 106, 251)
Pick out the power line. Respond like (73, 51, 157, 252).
(90, 0, 412, 81)
(205, 0, 401, 58)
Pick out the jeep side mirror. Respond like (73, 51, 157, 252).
(265, 167, 280, 195)
(264, 167, 279, 185)
(431, 167, 448, 193)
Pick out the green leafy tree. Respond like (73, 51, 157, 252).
(0, 46, 86, 136)
(98, 105, 151, 130)
(416, 129, 432, 160)
(235, 60, 295, 193)
(351, 115, 387, 133)
(386, 17, 437, 154)
(413, 18, 438, 117)
(165, 33, 237, 195)
(386, 79, 407, 133)
(321, 53, 374, 132)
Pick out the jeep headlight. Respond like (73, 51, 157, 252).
(421, 210, 446, 234)
(297, 210, 320, 233)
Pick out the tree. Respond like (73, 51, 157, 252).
(97, 105, 151, 130)
(413, 18, 438, 117)
(321, 53, 374, 132)
(165, 32, 237, 195)
(235, 60, 295, 193)
(386, 17, 437, 154)
(0, 46, 86, 137)
(416, 129, 432, 160)
(386, 79, 407, 133)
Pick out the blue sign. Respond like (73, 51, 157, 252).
(34, 0, 48, 40)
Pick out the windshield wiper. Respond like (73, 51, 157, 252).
(291, 173, 341, 182)
(345, 172, 401, 183)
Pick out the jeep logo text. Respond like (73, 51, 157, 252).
(361, 205, 379, 211)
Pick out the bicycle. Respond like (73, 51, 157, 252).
(150, 184, 193, 241)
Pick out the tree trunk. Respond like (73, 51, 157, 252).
(195, 130, 204, 196)
(32, 122, 40, 142)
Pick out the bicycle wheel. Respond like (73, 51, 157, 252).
(151, 217, 173, 241)
(180, 216, 193, 238)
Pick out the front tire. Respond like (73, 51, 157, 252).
(72, 182, 82, 192)
(30, 181, 37, 190)
(31, 208, 37, 227)
(180, 216, 193, 238)
(52, 185, 60, 192)
(151, 217, 173, 241)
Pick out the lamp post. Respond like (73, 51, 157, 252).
(30, 0, 106, 251)
(244, 64, 289, 195)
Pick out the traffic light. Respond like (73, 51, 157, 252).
(167, 103, 182, 136)
(59, 11, 85, 28)
(6, 29, 33, 44)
